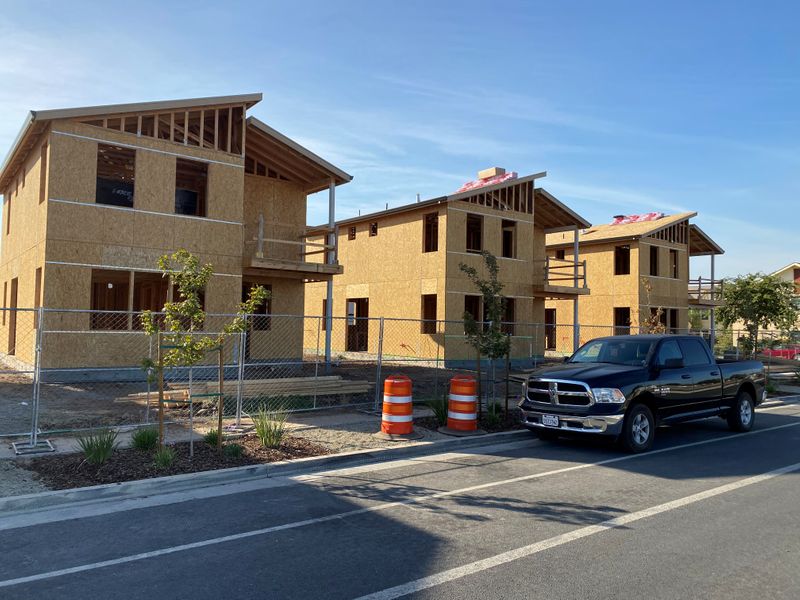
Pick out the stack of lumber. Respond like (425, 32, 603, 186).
(189, 375, 370, 398)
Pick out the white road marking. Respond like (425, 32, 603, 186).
(354, 460, 800, 600)
(1, 420, 799, 588)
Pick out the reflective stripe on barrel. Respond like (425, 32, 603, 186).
(381, 375, 413, 435)
(447, 375, 477, 431)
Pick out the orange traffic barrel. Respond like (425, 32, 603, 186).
(447, 375, 478, 431)
(381, 375, 414, 435)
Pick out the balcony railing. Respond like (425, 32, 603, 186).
(534, 257, 587, 289)
(688, 277, 724, 305)
(244, 213, 340, 277)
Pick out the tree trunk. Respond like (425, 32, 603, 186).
(475, 348, 482, 418)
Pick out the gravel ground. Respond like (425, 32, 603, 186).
(0, 459, 50, 498)
(287, 418, 447, 453)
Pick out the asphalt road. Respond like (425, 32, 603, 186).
(1, 399, 799, 599)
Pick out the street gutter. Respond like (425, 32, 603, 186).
(0, 429, 531, 517)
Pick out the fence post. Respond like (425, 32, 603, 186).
(235, 324, 246, 427)
(374, 317, 385, 412)
(12, 308, 53, 454)
(313, 316, 322, 409)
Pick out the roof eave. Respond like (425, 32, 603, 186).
(535, 187, 592, 231)
(32, 93, 263, 122)
(246, 117, 352, 186)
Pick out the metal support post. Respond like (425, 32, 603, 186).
(13, 307, 54, 455)
(374, 317, 385, 412)
(324, 179, 336, 371)
(572, 226, 581, 352)
(709, 254, 716, 351)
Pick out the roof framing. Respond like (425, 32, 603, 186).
(245, 117, 352, 193)
(0, 93, 263, 191)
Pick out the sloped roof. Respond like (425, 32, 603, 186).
(547, 211, 697, 248)
(307, 172, 589, 234)
(689, 224, 724, 256)
(770, 262, 800, 277)
(245, 117, 352, 193)
(0, 93, 263, 191)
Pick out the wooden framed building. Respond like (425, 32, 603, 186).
(303, 168, 591, 365)
(0, 93, 351, 369)
(545, 212, 724, 352)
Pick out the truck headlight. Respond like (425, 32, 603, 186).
(591, 388, 626, 404)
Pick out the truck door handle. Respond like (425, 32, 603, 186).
(681, 374, 692, 379)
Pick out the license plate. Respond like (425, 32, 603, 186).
(542, 414, 559, 428)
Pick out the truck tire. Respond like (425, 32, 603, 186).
(727, 389, 755, 432)
(621, 404, 655, 453)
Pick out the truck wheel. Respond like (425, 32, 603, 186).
(727, 389, 755, 432)
(621, 404, 655, 453)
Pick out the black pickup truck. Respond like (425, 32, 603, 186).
(519, 335, 766, 452)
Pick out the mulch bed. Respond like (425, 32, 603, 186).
(24, 435, 331, 490)
(416, 408, 524, 434)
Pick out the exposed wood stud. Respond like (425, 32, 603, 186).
(240, 105, 246, 158)
(137, 115, 142, 136)
(184, 111, 188, 145)
(170, 113, 174, 142)
(199, 109, 205, 148)
(213, 110, 219, 150)
(227, 107, 232, 153)
(119, 117, 125, 132)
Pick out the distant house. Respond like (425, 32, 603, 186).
(304, 168, 590, 364)
(545, 212, 724, 352)
(0, 93, 351, 369)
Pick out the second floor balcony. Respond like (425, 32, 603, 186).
(244, 215, 341, 281)
(688, 277, 724, 306)
(532, 257, 590, 298)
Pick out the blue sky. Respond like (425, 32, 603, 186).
(0, 0, 797, 277)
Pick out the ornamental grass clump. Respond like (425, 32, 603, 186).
(153, 446, 176, 469)
(76, 429, 119, 465)
(425, 393, 448, 426)
(253, 408, 289, 449)
(131, 427, 159, 452)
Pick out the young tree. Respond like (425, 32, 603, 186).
(141, 249, 268, 447)
(460, 251, 511, 412)
(717, 273, 798, 356)
(638, 278, 666, 334)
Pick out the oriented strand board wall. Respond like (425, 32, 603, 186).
(545, 237, 693, 343)
(0, 133, 50, 366)
(545, 242, 642, 348)
(243, 175, 306, 262)
(245, 277, 307, 361)
(43, 119, 245, 313)
(444, 202, 545, 361)
(303, 204, 448, 358)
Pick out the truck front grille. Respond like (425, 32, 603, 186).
(526, 379, 593, 406)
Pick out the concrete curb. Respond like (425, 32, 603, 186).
(0, 429, 531, 516)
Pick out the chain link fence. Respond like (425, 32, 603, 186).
(1, 307, 798, 450)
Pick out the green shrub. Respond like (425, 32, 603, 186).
(153, 446, 176, 469)
(224, 443, 244, 458)
(253, 408, 288, 448)
(484, 403, 502, 428)
(131, 427, 158, 452)
(77, 429, 119, 465)
(766, 381, 778, 395)
(204, 429, 224, 446)
(425, 394, 448, 426)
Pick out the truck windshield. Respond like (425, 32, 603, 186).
(569, 339, 654, 366)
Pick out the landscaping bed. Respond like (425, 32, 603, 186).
(24, 435, 330, 490)
(416, 407, 524, 434)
